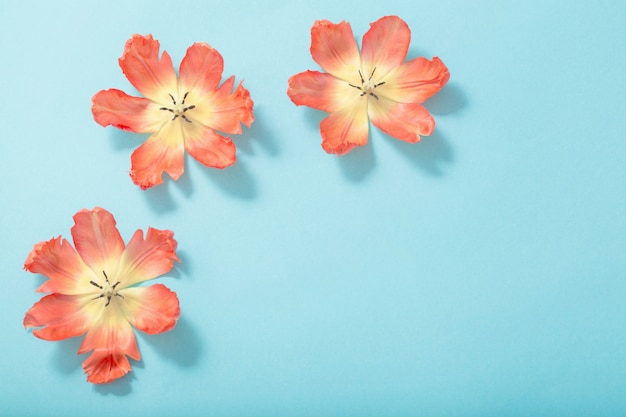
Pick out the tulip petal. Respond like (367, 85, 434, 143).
(361, 16, 410, 81)
(320, 98, 369, 155)
(129, 120, 185, 189)
(91, 89, 165, 133)
(178, 42, 224, 95)
(310, 19, 361, 83)
(191, 76, 254, 135)
(185, 125, 236, 169)
(79, 318, 140, 384)
(369, 98, 436, 143)
(378, 57, 450, 104)
(71, 208, 125, 278)
(82, 350, 134, 384)
(287, 70, 355, 112)
(24, 294, 94, 341)
(117, 228, 179, 288)
(24, 237, 96, 295)
(119, 34, 177, 105)
(123, 284, 180, 334)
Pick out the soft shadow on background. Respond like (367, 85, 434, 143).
(300, 82, 466, 181)
(202, 160, 258, 200)
(140, 316, 203, 369)
(49, 336, 139, 396)
(337, 140, 377, 182)
(236, 106, 281, 158)
(141, 163, 194, 213)
(109, 129, 147, 151)
(425, 83, 468, 117)
(386, 129, 454, 177)
(385, 82, 467, 176)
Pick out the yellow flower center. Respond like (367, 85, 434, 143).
(348, 68, 386, 100)
(90, 271, 124, 307)
(159, 92, 196, 123)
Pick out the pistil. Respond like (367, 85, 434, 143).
(348, 68, 386, 100)
(159, 91, 196, 123)
(90, 271, 124, 307)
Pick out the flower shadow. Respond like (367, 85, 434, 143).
(51, 336, 83, 375)
(425, 83, 468, 116)
(139, 316, 204, 368)
(302, 107, 325, 133)
(108, 129, 147, 151)
(386, 128, 454, 176)
(201, 159, 258, 200)
(236, 106, 280, 158)
(170, 249, 192, 279)
(337, 139, 377, 182)
(384, 81, 465, 176)
(50, 336, 139, 396)
(93, 367, 138, 396)
(141, 156, 194, 213)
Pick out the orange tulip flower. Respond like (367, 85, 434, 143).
(24, 208, 180, 384)
(288, 16, 449, 155)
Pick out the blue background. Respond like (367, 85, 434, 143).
(1, 0, 625, 415)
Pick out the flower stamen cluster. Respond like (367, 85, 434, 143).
(159, 92, 196, 123)
(89, 271, 124, 307)
(348, 68, 386, 100)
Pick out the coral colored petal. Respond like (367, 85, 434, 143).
(310, 19, 361, 82)
(24, 237, 96, 295)
(78, 317, 140, 384)
(185, 125, 236, 169)
(24, 294, 93, 341)
(119, 34, 177, 104)
(117, 228, 179, 287)
(361, 16, 410, 80)
(178, 42, 224, 95)
(129, 120, 185, 189)
(71, 208, 125, 278)
(91, 89, 164, 133)
(287, 70, 354, 112)
(123, 284, 180, 334)
(83, 350, 134, 384)
(378, 57, 450, 104)
(192, 76, 254, 135)
(320, 98, 369, 155)
(369, 98, 436, 143)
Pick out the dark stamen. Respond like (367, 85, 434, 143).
(182, 92, 189, 105)
(183, 105, 196, 112)
(369, 92, 379, 100)
(168, 93, 176, 105)
(90, 280, 103, 289)
(181, 115, 192, 123)
(103, 271, 110, 284)
(358, 70, 365, 84)
(375, 81, 385, 88)
(348, 83, 362, 91)
(369, 67, 376, 80)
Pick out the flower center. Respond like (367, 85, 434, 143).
(159, 92, 196, 123)
(90, 271, 124, 307)
(348, 68, 385, 100)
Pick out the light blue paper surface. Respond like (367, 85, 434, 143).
(1, 0, 625, 415)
